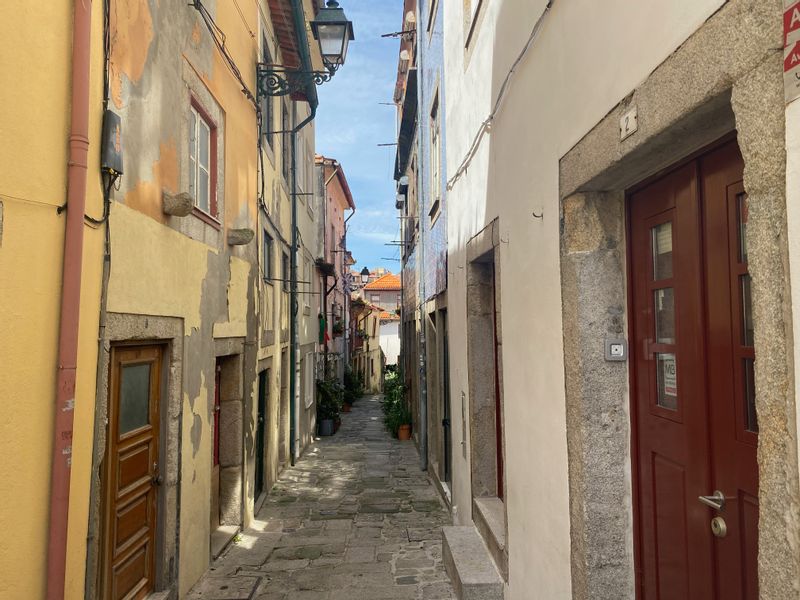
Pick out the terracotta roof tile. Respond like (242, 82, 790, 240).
(364, 273, 401, 291)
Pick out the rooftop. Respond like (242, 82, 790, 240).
(364, 273, 401, 291)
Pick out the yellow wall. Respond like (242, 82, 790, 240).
(0, 2, 106, 599)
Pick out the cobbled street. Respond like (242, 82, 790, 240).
(187, 395, 456, 600)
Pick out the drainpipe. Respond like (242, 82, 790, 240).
(47, 0, 93, 597)
(343, 202, 355, 374)
(288, 0, 319, 465)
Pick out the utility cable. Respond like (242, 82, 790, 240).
(446, 0, 554, 191)
(190, 0, 259, 109)
(232, 0, 257, 39)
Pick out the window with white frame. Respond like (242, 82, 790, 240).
(429, 93, 441, 222)
(304, 352, 315, 408)
(296, 134, 307, 194)
(189, 105, 213, 215)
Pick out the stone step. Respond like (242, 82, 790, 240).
(442, 526, 504, 600)
(473, 497, 508, 580)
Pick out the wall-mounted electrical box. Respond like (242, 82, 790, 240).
(101, 109, 123, 175)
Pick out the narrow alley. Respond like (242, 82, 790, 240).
(187, 396, 456, 600)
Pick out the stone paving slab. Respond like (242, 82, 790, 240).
(187, 395, 456, 600)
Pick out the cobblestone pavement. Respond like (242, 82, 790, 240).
(187, 394, 456, 600)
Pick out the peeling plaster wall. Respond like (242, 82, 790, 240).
(98, 0, 266, 596)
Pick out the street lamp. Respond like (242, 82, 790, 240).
(256, 1, 355, 98)
(360, 267, 370, 285)
(311, 1, 355, 71)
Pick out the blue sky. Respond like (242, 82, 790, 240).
(315, 0, 402, 273)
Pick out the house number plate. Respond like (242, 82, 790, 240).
(620, 105, 638, 141)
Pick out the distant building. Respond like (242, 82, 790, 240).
(363, 272, 402, 311)
(379, 311, 401, 366)
(315, 155, 356, 384)
(350, 299, 385, 392)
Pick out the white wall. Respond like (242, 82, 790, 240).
(442, 0, 726, 597)
(379, 321, 401, 366)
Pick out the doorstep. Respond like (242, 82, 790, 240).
(211, 525, 240, 559)
(442, 526, 504, 600)
(473, 497, 508, 580)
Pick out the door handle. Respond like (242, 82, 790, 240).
(698, 490, 726, 511)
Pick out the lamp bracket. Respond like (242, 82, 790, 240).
(256, 63, 340, 98)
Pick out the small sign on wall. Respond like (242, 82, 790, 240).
(784, 1, 800, 103)
(620, 106, 638, 141)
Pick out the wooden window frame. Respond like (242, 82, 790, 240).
(189, 97, 219, 221)
(263, 230, 273, 283)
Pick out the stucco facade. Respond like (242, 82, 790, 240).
(316, 156, 356, 384)
(79, 1, 324, 598)
(442, 0, 800, 598)
(0, 3, 105, 598)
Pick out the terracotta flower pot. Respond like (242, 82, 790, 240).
(397, 424, 412, 441)
(342, 403, 352, 413)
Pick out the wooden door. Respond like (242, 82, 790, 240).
(629, 140, 758, 599)
(211, 361, 221, 531)
(103, 345, 162, 600)
(255, 370, 268, 499)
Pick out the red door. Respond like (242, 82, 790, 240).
(629, 140, 758, 599)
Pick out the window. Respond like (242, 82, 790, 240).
(261, 35, 274, 149)
(463, 0, 484, 46)
(371, 294, 381, 304)
(189, 104, 215, 215)
(282, 102, 291, 182)
(429, 93, 441, 223)
(282, 252, 290, 292)
(296, 134, 306, 193)
(262, 230, 273, 281)
(304, 353, 315, 408)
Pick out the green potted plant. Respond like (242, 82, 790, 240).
(332, 319, 344, 337)
(316, 378, 342, 436)
(343, 368, 364, 411)
(381, 370, 411, 438)
(396, 405, 413, 440)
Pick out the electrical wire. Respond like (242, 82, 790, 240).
(232, 0, 257, 39)
(190, 0, 259, 108)
(446, 0, 554, 191)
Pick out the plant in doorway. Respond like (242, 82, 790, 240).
(382, 370, 412, 439)
(343, 368, 364, 410)
(316, 378, 343, 436)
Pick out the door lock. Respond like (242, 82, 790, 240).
(711, 516, 727, 538)
(698, 490, 726, 511)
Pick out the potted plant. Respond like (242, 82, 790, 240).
(342, 369, 364, 411)
(396, 405, 413, 441)
(332, 319, 344, 337)
(316, 378, 342, 436)
(381, 369, 412, 439)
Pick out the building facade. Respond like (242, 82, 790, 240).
(315, 155, 356, 384)
(363, 272, 403, 311)
(395, 0, 452, 502)
(440, 0, 800, 598)
(351, 299, 385, 393)
(0, 3, 105, 598)
(0, 0, 342, 598)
